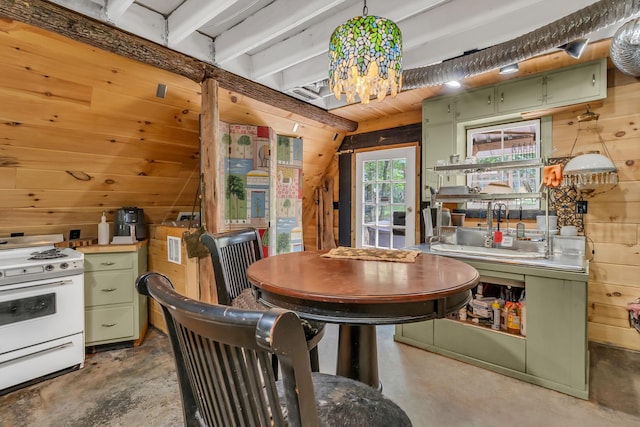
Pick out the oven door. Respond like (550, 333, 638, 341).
(0, 275, 84, 354)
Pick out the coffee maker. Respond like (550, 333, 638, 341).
(114, 207, 148, 240)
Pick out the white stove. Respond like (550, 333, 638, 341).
(0, 234, 85, 394)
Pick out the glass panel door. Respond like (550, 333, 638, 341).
(355, 147, 416, 249)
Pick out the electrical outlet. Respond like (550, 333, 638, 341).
(576, 201, 588, 214)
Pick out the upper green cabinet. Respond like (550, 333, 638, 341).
(545, 60, 606, 107)
(497, 76, 545, 113)
(456, 87, 495, 121)
(423, 96, 455, 125)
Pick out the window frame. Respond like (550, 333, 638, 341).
(465, 119, 542, 210)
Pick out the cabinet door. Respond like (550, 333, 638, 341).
(497, 76, 544, 113)
(422, 121, 455, 196)
(455, 87, 495, 121)
(423, 96, 454, 125)
(525, 275, 588, 391)
(545, 60, 606, 107)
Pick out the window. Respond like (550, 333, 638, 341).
(466, 119, 541, 209)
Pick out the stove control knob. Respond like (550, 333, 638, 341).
(60, 262, 69, 269)
(45, 264, 55, 271)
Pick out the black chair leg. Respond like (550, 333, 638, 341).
(309, 347, 320, 373)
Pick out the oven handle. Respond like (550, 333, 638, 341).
(16, 279, 75, 290)
(0, 341, 76, 366)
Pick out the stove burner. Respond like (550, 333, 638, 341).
(28, 248, 68, 260)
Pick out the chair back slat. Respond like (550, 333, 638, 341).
(200, 229, 263, 305)
(136, 272, 319, 427)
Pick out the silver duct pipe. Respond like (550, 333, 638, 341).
(610, 18, 640, 76)
(402, 0, 640, 90)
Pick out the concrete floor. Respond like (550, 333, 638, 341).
(1, 324, 639, 427)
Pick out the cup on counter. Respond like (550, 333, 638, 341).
(449, 154, 460, 164)
(560, 225, 578, 236)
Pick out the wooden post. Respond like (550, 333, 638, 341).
(319, 176, 337, 249)
(198, 78, 220, 303)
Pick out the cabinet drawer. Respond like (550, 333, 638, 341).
(434, 319, 525, 372)
(85, 306, 134, 343)
(84, 253, 134, 272)
(85, 270, 134, 307)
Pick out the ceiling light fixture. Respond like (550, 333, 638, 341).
(292, 122, 299, 133)
(445, 80, 461, 88)
(561, 38, 589, 59)
(499, 63, 519, 74)
(328, 0, 402, 104)
(562, 106, 617, 196)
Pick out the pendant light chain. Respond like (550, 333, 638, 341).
(363, 0, 368, 16)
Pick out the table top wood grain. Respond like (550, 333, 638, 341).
(246, 250, 479, 324)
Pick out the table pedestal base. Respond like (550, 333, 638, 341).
(336, 324, 381, 390)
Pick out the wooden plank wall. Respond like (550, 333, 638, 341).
(0, 20, 201, 238)
(0, 21, 345, 252)
(551, 74, 640, 351)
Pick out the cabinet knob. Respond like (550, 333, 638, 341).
(101, 288, 117, 292)
(100, 261, 116, 266)
(487, 96, 492, 105)
(500, 92, 504, 103)
(101, 323, 117, 328)
(592, 73, 596, 86)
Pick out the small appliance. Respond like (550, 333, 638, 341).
(114, 207, 147, 240)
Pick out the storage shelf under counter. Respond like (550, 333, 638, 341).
(395, 244, 589, 399)
(76, 240, 148, 351)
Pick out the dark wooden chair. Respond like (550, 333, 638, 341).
(136, 272, 413, 427)
(199, 228, 324, 372)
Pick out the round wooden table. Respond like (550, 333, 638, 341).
(246, 250, 479, 388)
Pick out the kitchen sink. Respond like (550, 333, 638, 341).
(430, 242, 546, 259)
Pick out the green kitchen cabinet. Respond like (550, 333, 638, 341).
(455, 87, 496, 121)
(423, 95, 455, 125)
(422, 97, 457, 197)
(394, 258, 589, 399)
(496, 75, 545, 113)
(82, 244, 148, 347)
(545, 59, 607, 107)
(525, 275, 588, 394)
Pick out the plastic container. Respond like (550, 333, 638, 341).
(98, 211, 109, 245)
(536, 215, 557, 231)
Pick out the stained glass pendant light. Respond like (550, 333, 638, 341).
(328, 0, 402, 104)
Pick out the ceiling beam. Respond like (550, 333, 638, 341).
(105, 0, 134, 21)
(251, 0, 447, 80)
(0, 0, 357, 132)
(167, 0, 238, 47)
(214, 0, 348, 64)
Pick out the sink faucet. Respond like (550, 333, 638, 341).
(485, 201, 493, 247)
